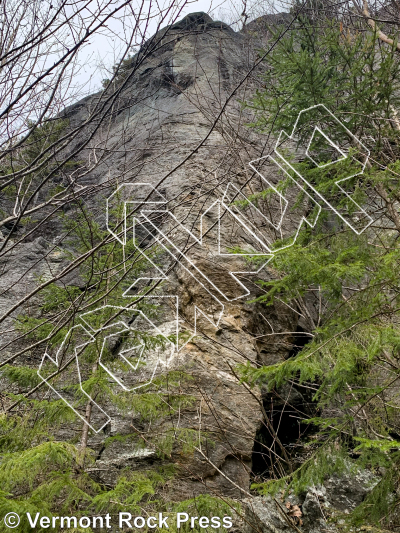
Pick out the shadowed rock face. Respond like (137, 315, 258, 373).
(0, 10, 321, 521)
(169, 11, 235, 33)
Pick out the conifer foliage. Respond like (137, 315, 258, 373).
(244, 12, 400, 530)
(0, 123, 231, 532)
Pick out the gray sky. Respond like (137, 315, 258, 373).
(74, 0, 234, 95)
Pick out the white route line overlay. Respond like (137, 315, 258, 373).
(37, 104, 374, 432)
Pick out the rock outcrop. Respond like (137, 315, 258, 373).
(0, 11, 375, 532)
(65, 11, 301, 499)
(244, 470, 378, 533)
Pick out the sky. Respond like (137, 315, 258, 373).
(73, 0, 236, 95)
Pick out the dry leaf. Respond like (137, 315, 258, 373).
(285, 502, 303, 526)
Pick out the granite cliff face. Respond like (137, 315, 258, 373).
(60, 10, 299, 501)
(0, 12, 376, 531)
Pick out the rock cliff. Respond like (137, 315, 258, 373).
(0, 11, 376, 532)
(59, 9, 300, 502)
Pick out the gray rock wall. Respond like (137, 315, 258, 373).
(0, 12, 371, 532)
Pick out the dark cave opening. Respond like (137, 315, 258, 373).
(251, 394, 316, 480)
(288, 325, 313, 358)
(251, 327, 318, 480)
(252, 388, 317, 482)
